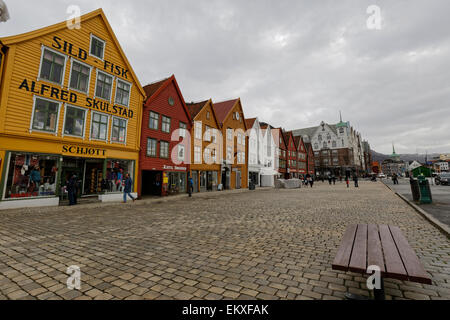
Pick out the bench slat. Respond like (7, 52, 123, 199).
(349, 224, 368, 273)
(367, 224, 386, 273)
(379, 225, 408, 280)
(332, 225, 357, 271)
(389, 226, 432, 284)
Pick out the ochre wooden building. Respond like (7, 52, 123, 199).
(0, 9, 145, 209)
(186, 100, 222, 192)
(213, 99, 248, 190)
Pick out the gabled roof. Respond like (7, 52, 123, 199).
(143, 75, 192, 123)
(283, 131, 295, 149)
(186, 99, 221, 129)
(213, 98, 240, 124)
(245, 118, 257, 129)
(0, 8, 145, 97)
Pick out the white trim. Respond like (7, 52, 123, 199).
(67, 57, 93, 95)
(94, 69, 113, 103)
(110, 116, 128, 145)
(1, 152, 11, 201)
(29, 95, 62, 136)
(37, 45, 68, 87)
(114, 78, 132, 108)
(62, 104, 88, 139)
(90, 110, 110, 142)
(89, 33, 106, 61)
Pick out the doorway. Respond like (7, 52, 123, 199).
(141, 170, 162, 196)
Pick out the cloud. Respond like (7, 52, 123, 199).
(1, 0, 449, 154)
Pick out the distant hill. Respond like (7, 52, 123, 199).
(371, 151, 440, 163)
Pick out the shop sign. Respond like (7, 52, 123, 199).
(163, 165, 187, 171)
(62, 145, 107, 158)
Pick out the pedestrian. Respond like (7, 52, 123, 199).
(123, 174, 136, 203)
(67, 174, 78, 206)
(392, 173, 399, 185)
(188, 175, 194, 197)
(328, 174, 332, 185)
(332, 174, 336, 185)
(308, 175, 314, 188)
(353, 174, 359, 188)
(346, 177, 350, 188)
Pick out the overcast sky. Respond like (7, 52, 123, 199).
(1, 0, 449, 154)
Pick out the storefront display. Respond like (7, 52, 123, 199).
(4, 153, 58, 199)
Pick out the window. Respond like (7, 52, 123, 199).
(227, 128, 233, 140)
(339, 128, 344, 134)
(69, 60, 91, 93)
(237, 133, 241, 145)
(204, 148, 211, 164)
(318, 135, 322, 142)
(178, 145, 185, 161)
(195, 121, 202, 139)
(91, 112, 109, 140)
(162, 116, 171, 133)
(90, 35, 105, 60)
(332, 141, 337, 148)
(31, 98, 60, 133)
(211, 129, 216, 143)
(179, 122, 187, 138)
(115, 80, 131, 107)
(227, 146, 232, 161)
(160, 141, 169, 159)
(111, 117, 127, 143)
(327, 134, 331, 140)
(149, 112, 159, 130)
(206, 111, 210, 119)
(147, 138, 157, 157)
(95, 71, 113, 101)
(205, 126, 211, 141)
(314, 143, 319, 149)
(323, 142, 327, 148)
(39, 48, 66, 85)
(194, 146, 201, 164)
(64, 105, 86, 137)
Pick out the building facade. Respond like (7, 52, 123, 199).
(295, 136, 308, 178)
(260, 123, 278, 187)
(274, 128, 287, 179)
(213, 99, 248, 190)
(284, 131, 298, 179)
(0, 9, 145, 209)
(186, 100, 222, 192)
(305, 142, 315, 176)
(293, 117, 367, 177)
(139, 76, 191, 197)
(246, 118, 264, 186)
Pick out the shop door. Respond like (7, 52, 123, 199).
(61, 158, 83, 198)
(200, 171, 207, 192)
(236, 170, 241, 189)
(192, 171, 199, 193)
(83, 161, 104, 195)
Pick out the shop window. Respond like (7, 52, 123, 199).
(95, 71, 113, 101)
(162, 116, 171, 133)
(111, 117, 127, 143)
(179, 122, 187, 138)
(147, 138, 157, 157)
(39, 48, 66, 85)
(91, 112, 109, 141)
(160, 141, 169, 159)
(115, 80, 131, 107)
(104, 160, 133, 193)
(90, 34, 105, 60)
(69, 60, 91, 93)
(63, 105, 86, 137)
(31, 97, 61, 133)
(4, 153, 58, 199)
(149, 112, 159, 130)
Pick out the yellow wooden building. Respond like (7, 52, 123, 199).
(0, 9, 145, 209)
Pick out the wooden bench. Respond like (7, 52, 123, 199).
(332, 224, 431, 300)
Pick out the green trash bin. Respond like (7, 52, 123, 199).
(418, 175, 432, 204)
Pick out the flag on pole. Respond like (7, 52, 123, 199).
(0, 0, 10, 22)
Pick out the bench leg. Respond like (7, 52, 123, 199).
(344, 278, 385, 301)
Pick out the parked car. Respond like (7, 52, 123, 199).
(436, 173, 450, 185)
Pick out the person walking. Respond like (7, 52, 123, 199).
(123, 174, 136, 203)
(188, 175, 194, 197)
(332, 174, 336, 185)
(67, 174, 78, 206)
(328, 174, 332, 185)
(308, 175, 314, 188)
(346, 177, 350, 188)
(392, 173, 399, 185)
(353, 173, 359, 188)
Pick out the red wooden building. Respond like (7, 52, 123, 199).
(295, 136, 308, 177)
(305, 142, 315, 176)
(138, 75, 192, 197)
(274, 128, 287, 179)
(284, 131, 298, 179)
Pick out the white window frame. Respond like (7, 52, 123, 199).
(90, 111, 110, 142)
(195, 121, 202, 140)
(147, 138, 158, 157)
(227, 128, 233, 141)
(62, 104, 88, 139)
(68, 57, 93, 95)
(37, 45, 68, 87)
(114, 78, 133, 108)
(29, 95, 62, 136)
(205, 125, 211, 142)
(94, 69, 114, 103)
(194, 146, 201, 164)
(179, 122, 187, 138)
(110, 116, 128, 145)
(89, 34, 106, 61)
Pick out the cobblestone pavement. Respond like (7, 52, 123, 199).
(0, 181, 449, 300)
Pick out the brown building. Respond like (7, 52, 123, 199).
(213, 98, 248, 190)
(186, 100, 222, 192)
